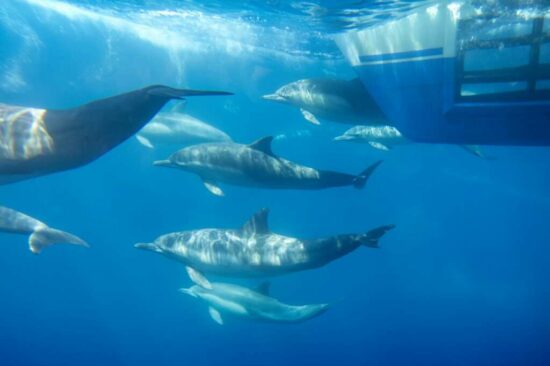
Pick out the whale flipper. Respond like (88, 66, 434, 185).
(242, 208, 270, 236)
(352, 160, 383, 189)
(359, 224, 396, 248)
(368, 142, 390, 151)
(208, 307, 224, 325)
(203, 181, 224, 196)
(29, 227, 89, 254)
(300, 109, 321, 125)
(136, 134, 154, 149)
(186, 266, 213, 289)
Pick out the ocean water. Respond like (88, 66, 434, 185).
(0, 1, 549, 365)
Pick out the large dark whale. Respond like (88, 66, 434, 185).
(135, 208, 395, 277)
(154, 136, 382, 195)
(0, 85, 231, 184)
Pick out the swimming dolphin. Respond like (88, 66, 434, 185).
(262, 78, 389, 125)
(136, 101, 231, 148)
(135, 208, 394, 277)
(0, 205, 88, 254)
(0, 85, 232, 184)
(153, 136, 382, 196)
(335, 125, 493, 159)
(180, 267, 329, 325)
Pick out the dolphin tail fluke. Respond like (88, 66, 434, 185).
(352, 160, 383, 189)
(29, 227, 89, 255)
(147, 86, 233, 100)
(358, 224, 396, 248)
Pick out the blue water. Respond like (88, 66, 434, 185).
(1, 1, 549, 365)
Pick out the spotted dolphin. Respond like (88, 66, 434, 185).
(153, 136, 382, 196)
(262, 78, 389, 125)
(0, 86, 232, 184)
(0, 205, 88, 254)
(180, 267, 329, 325)
(135, 208, 394, 277)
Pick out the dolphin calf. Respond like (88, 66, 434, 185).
(335, 125, 492, 159)
(153, 136, 382, 196)
(180, 267, 329, 325)
(0, 85, 231, 184)
(0, 206, 88, 254)
(136, 101, 231, 148)
(135, 208, 394, 277)
(262, 78, 389, 125)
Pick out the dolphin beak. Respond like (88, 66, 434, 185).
(134, 242, 162, 253)
(153, 159, 173, 168)
(262, 93, 285, 102)
(333, 135, 350, 141)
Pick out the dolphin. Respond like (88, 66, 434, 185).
(153, 136, 383, 196)
(335, 125, 493, 159)
(262, 78, 389, 126)
(0, 85, 232, 184)
(180, 267, 329, 325)
(0, 205, 88, 254)
(136, 101, 232, 148)
(135, 208, 395, 277)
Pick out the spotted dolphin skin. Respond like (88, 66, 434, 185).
(135, 208, 395, 277)
(0, 206, 88, 254)
(180, 267, 329, 325)
(0, 85, 232, 185)
(262, 78, 389, 125)
(153, 136, 382, 196)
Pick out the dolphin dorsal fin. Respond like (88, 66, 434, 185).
(170, 100, 187, 113)
(256, 281, 271, 296)
(186, 266, 212, 289)
(242, 208, 270, 236)
(248, 136, 275, 156)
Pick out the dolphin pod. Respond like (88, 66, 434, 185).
(135, 208, 395, 277)
(180, 267, 329, 325)
(262, 78, 390, 126)
(0, 85, 232, 185)
(0, 206, 88, 254)
(154, 136, 383, 196)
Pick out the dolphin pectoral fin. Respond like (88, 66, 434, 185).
(360, 224, 396, 248)
(203, 181, 224, 196)
(178, 288, 197, 298)
(29, 227, 89, 255)
(136, 135, 154, 149)
(208, 307, 224, 325)
(300, 109, 320, 125)
(368, 142, 390, 151)
(186, 266, 213, 289)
